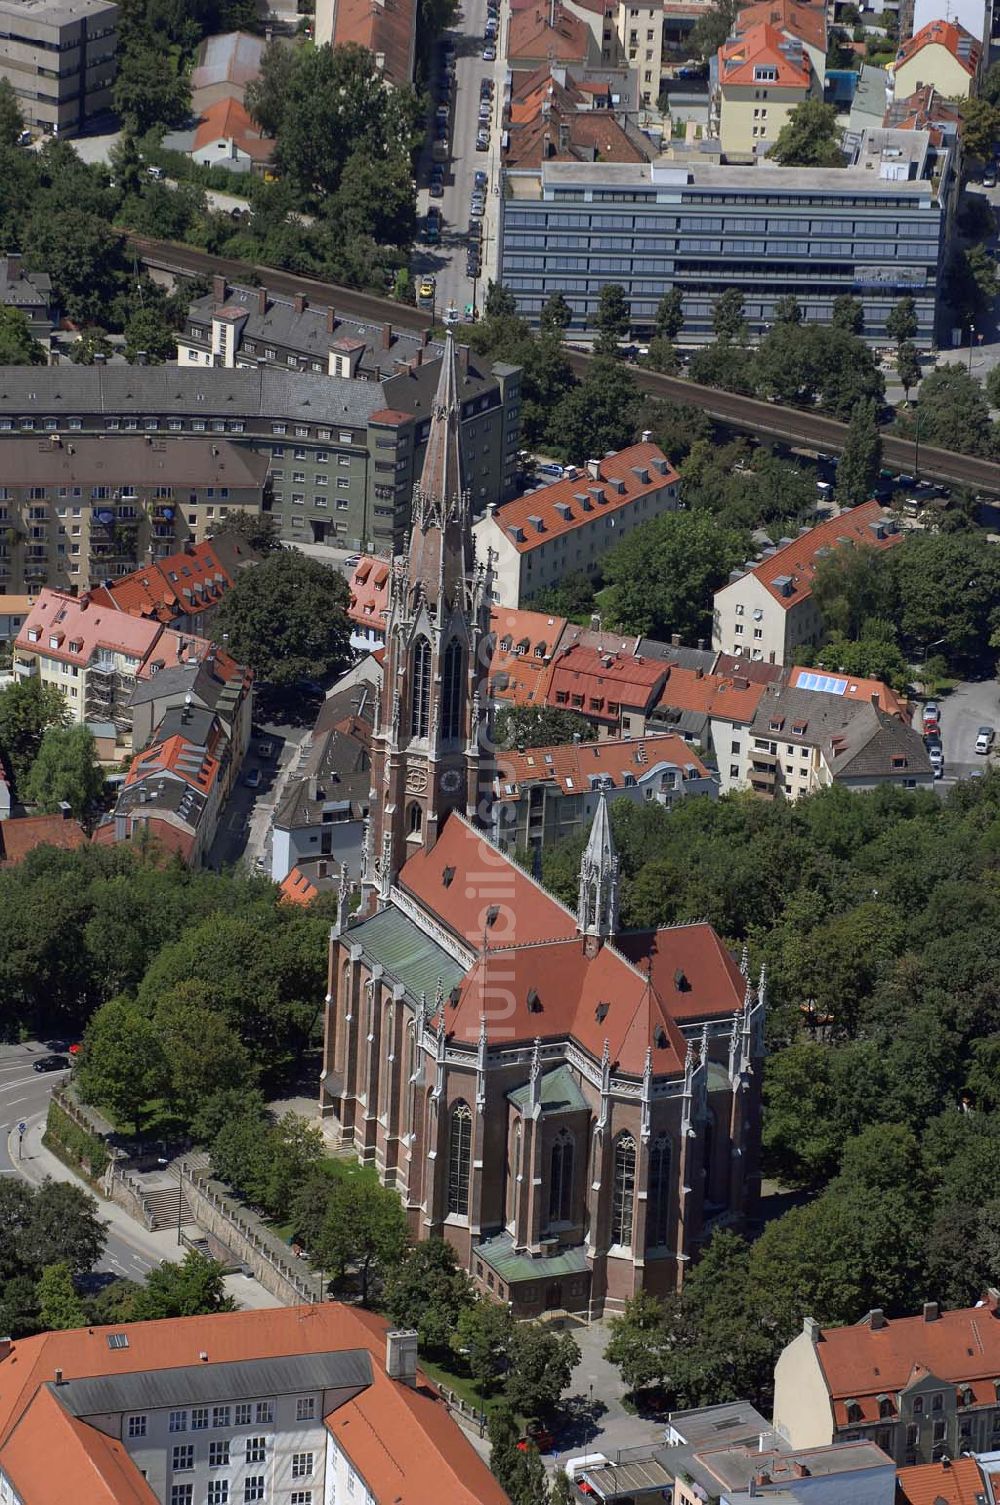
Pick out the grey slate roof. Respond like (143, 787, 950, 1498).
(272, 725, 370, 831)
(112, 775, 208, 828)
(749, 684, 932, 781)
(53, 1349, 372, 1418)
(637, 637, 716, 672)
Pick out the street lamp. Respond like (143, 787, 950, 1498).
(968, 322, 976, 373)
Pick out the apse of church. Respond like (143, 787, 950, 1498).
(319, 335, 765, 1317)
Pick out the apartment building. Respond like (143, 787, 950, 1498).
(0, 434, 269, 592)
(0, 359, 521, 555)
(475, 443, 679, 607)
(504, 65, 653, 174)
(712, 504, 903, 666)
(89, 534, 259, 634)
(498, 129, 953, 345)
(314, 0, 416, 88)
(0, 253, 57, 341)
(617, 0, 663, 102)
(546, 642, 670, 737)
(0, 0, 117, 137)
(492, 732, 716, 851)
(0, 1305, 508, 1505)
(892, 18, 981, 97)
(128, 644, 253, 790)
(649, 661, 769, 790)
(736, 0, 827, 82)
(773, 1293, 1000, 1466)
(0, 594, 32, 645)
(712, 23, 819, 161)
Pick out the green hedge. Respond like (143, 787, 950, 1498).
(44, 1100, 111, 1178)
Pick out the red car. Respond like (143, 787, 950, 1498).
(516, 1424, 553, 1453)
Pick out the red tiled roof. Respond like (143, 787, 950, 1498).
(655, 663, 768, 725)
(894, 17, 980, 75)
(331, 0, 416, 88)
(729, 503, 902, 611)
(718, 21, 812, 87)
(787, 665, 907, 718)
(547, 644, 669, 722)
(617, 924, 748, 1024)
(280, 866, 320, 905)
(92, 816, 197, 863)
(194, 97, 274, 159)
(713, 653, 784, 685)
(509, 4, 591, 60)
(128, 730, 223, 795)
(0, 813, 87, 865)
(348, 554, 391, 632)
(506, 108, 650, 166)
(492, 445, 677, 553)
(737, 0, 826, 50)
(495, 732, 708, 800)
(16, 589, 162, 667)
(897, 1458, 987, 1505)
(105, 540, 239, 623)
(0, 1305, 508, 1505)
(816, 1294, 1000, 1426)
(489, 605, 568, 707)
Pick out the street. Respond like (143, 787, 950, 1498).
(0, 1044, 156, 1285)
(206, 715, 310, 872)
(413, 0, 506, 320)
(935, 679, 1000, 785)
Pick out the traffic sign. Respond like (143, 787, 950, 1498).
(16, 1122, 25, 1136)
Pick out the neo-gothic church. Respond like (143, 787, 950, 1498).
(319, 335, 764, 1317)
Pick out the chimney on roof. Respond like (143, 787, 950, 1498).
(586, 459, 602, 480)
(385, 1329, 418, 1386)
(923, 1301, 940, 1322)
(212, 273, 226, 303)
(543, 129, 553, 157)
(326, 305, 337, 335)
(382, 321, 393, 349)
(93, 353, 106, 365)
(6, 252, 22, 282)
(558, 119, 570, 150)
(199, 1351, 209, 1362)
(57, 801, 72, 820)
(413, 347, 423, 368)
(54, 1368, 64, 1385)
(803, 1316, 820, 1343)
(294, 294, 306, 315)
(257, 286, 268, 317)
(870, 1308, 886, 1330)
(0, 1338, 11, 1361)
(671, 633, 680, 647)
(78, 593, 89, 610)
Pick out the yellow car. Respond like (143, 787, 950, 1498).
(418, 276, 436, 302)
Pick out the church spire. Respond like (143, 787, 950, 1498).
(578, 793, 619, 950)
(408, 331, 471, 609)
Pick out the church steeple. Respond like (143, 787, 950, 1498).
(578, 793, 619, 952)
(362, 334, 494, 910)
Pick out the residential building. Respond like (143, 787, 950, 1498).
(96, 702, 230, 865)
(475, 443, 679, 607)
(0, 434, 269, 592)
(911, 0, 988, 48)
(649, 662, 769, 790)
(0, 594, 33, 645)
(270, 683, 374, 885)
(574, 1402, 896, 1505)
(503, 64, 654, 174)
(0, 1304, 509, 1505)
(89, 534, 259, 634)
(773, 1294, 1000, 1465)
(897, 1456, 992, 1505)
(347, 555, 391, 653)
(0, 253, 57, 342)
(320, 337, 765, 1317)
(128, 644, 253, 792)
(712, 23, 819, 161)
(488, 604, 569, 709)
(0, 0, 117, 137)
(883, 82, 963, 141)
(712, 504, 904, 666)
(0, 360, 522, 553)
(189, 29, 266, 111)
(0, 808, 86, 864)
(786, 662, 908, 717)
(616, 0, 663, 101)
(744, 680, 932, 797)
(314, 0, 416, 87)
(546, 641, 671, 737)
(498, 130, 954, 345)
(891, 19, 981, 98)
(190, 98, 273, 174)
(492, 732, 716, 851)
(509, 4, 601, 70)
(735, 0, 827, 82)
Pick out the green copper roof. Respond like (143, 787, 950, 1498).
(476, 1232, 590, 1285)
(346, 905, 466, 1003)
(507, 1064, 588, 1116)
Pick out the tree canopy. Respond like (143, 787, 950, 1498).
(601, 509, 748, 640)
(212, 550, 352, 687)
(768, 100, 844, 167)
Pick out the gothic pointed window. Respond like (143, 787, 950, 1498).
(548, 1129, 574, 1224)
(408, 802, 423, 834)
(410, 635, 431, 738)
(507, 1119, 521, 1225)
(442, 638, 464, 741)
(703, 1108, 716, 1205)
(448, 1101, 473, 1216)
(648, 1133, 671, 1249)
(611, 1133, 636, 1247)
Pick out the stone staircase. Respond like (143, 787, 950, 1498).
(142, 1182, 196, 1232)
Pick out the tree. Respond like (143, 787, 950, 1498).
(485, 282, 518, 319)
(384, 1239, 475, 1353)
(639, 336, 679, 375)
(540, 291, 572, 333)
(0, 676, 69, 790)
(602, 509, 748, 641)
(885, 296, 918, 348)
(831, 295, 864, 335)
(76, 996, 168, 1132)
(810, 543, 895, 640)
(21, 1180, 106, 1275)
(0, 306, 45, 365)
(712, 288, 746, 341)
(331, 149, 417, 248)
(123, 303, 177, 364)
(896, 364, 995, 459)
(959, 97, 1000, 163)
(212, 549, 352, 687)
(36, 1261, 87, 1330)
(488, 1405, 522, 1498)
(0, 77, 24, 147)
(315, 1176, 410, 1304)
(773, 294, 802, 325)
(594, 282, 630, 354)
(246, 40, 298, 136)
(23, 724, 103, 817)
(130, 1251, 237, 1319)
(689, 339, 756, 395)
(891, 531, 1000, 666)
(113, 36, 191, 134)
(504, 1325, 580, 1418)
(153, 981, 254, 1121)
(530, 570, 596, 618)
(604, 1289, 673, 1395)
(494, 705, 596, 748)
(897, 341, 921, 401)
(207, 509, 280, 553)
(453, 1299, 514, 1395)
(655, 287, 684, 340)
(210, 1109, 276, 1205)
(836, 398, 882, 506)
(68, 327, 114, 365)
(547, 357, 640, 464)
(811, 630, 909, 693)
(689, 0, 740, 57)
(768, 99, 843, 167)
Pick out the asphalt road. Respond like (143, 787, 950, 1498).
(206, 715, 310, 872)
(936, 680, 1000, 785)
(0, 1045, 156, 1285)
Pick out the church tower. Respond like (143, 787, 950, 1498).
(363, 334, 494, 905)
(578, 793, 619, 953)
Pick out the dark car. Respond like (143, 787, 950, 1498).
(468, 219, 482, 239)
(34, 1054, 70, 1073)
(474, 169, 488, 189)
(44, 1038, 71, 1053)
(429, 180, 444, 197)
(466, 259, 481, 280)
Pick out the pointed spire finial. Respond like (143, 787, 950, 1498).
(578, 792, 619, 941)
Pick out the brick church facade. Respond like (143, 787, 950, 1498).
(319, 335, 765, 1317)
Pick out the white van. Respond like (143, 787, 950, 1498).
(565, 1453, 609, 1481)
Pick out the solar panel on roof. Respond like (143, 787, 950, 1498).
(798, 672, 848, 695)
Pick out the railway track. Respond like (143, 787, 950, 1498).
(128, 234, 1000, 495)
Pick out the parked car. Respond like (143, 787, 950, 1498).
(244, 767, 262, 789)
(467, 218, 482, 239)
(443, 305, 460, 326)
(466, 255, 481, 279)
(474, 169, 488, 189)
(922, 700, 939, 724)
(34, 1054, 70, 1073)
(480, 77, 493, 97)
(482, 43, 496, 58)
(476, 128, 490, 149)
(927, 744, 944, 778)
(517, 1421, 554, 1453)
(344, 554, 362, 569)
(418, 274, 437, 304)
(429, 179, 444, 198)
(537, 462, 565, 478)
(469, 197, 485, 217)
(478, 101, 492, 122)
(146, 164, 166, 180)
(976, 725, 995, 754)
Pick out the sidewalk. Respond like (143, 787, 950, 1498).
(10, 1110, 280, 1311)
